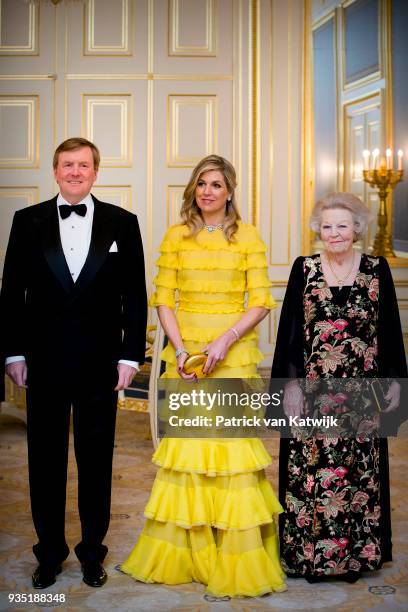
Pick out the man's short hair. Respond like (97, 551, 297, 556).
(53, 138, 100, 171)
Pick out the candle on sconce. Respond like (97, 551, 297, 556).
(372, 148, 380, 170)
(386, 148, 392, 170)
(398, 149, 404, 171)
(363, 149, 370, 171)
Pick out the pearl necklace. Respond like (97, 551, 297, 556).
(326, 250, 355, 290)
(203, 223, 223, 233)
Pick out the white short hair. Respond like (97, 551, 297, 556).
(310, 192, 372, 241)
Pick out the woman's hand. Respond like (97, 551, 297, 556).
(383, 380, 401, 412)
(283, 381, 304, 419)
(202, 331, 236, 375)
(176, 351, 197, 380)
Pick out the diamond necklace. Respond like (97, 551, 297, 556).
(326, 250, 355, 290)
(203, 222, 224, 233)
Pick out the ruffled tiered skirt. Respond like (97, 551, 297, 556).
(121, 438, 287, 597)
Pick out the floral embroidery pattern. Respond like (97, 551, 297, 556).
(281, 254, 382, 577)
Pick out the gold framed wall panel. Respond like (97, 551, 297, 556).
(0, 0, 39, 56)
(154, 0, 233, 76)
(269, 0, 300, 268)
(91, 185, 132, 210)
(0, 95, 39, 168)
(65, 0, 148, 74)
(82, 93, 133, 167)
(302, 0, 314, 255)
(166, 185, 184, 226)
(84, 0, 132, 56)
(168, 0, 217, 57)
(65, 78, 149, 282)
(167, 93, 218, 167)
(0, 186, 39, 263)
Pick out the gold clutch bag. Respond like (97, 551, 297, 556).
(182, 353, 207, 378)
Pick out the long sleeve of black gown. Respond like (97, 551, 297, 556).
(377, 256, 407, 377)
(271, 256, 305, 378)
(377, 256, 407, 435)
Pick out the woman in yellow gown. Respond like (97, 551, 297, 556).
(121, 155, 286, 598)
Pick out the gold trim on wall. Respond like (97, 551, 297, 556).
(0, 75, 57, 80)
(146, 0, 154, 296)
(166, 185, 185, 226)
(81, 93, 133, 167)
(0, 95, 40, 168)
(302, 0, 315, 255)
(65, 73, 233, 80)
(168, 0, 217, 57)
(166, 94, 218, 167)
(286, 0, 293, 265)
(0, 1, 39, 56)
(84, 0, 132, 56)
(0, 186, 39, 259)
(91, 185, 132, 210)
(232, 0, 243, 201)
(247, 0, 259, 226)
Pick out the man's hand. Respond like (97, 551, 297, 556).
(115, 363, 137, 391)
(6, 360, 27, 388)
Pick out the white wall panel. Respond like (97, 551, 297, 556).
(0, 185, 38, 275)
(83, 94, 133, 166)
(0, 0, 38, 55)
(167, 94, 218, 167)
(155, 0, 233, 75)
(0, 95, 39, 167)
(166, 185, 184, 225)
(92, 184, 132, 210)
(0, 1, 54, 74)
(85, 0, 132, 56)
(169, 0, 216, 57)
(66, 0, 148, 74)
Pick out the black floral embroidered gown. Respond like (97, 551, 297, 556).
(271, 254, 407, 578)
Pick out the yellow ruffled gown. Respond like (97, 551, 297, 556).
(121, 222, 286, 597)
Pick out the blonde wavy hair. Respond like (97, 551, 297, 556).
(180, 155, 241, 242)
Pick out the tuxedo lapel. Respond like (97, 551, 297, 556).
(71, 197, 113, 297)
(36, 197, 74, 293)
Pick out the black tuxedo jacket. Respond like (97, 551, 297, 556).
(1, 195, 147, 380)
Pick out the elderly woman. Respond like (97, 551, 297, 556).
(121, 155, 286, 598)
(272, 192, 407, 583)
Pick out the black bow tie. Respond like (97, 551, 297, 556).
(59, 203, 87, 219)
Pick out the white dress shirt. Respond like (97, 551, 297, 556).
(6, 193, 139, 372)
(58, 192, 94, 283)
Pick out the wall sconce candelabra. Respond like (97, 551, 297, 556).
(362, 148, 404, 258)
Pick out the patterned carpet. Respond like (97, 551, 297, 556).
(0, 409, 407, 611)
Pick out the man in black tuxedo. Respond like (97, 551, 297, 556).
(1, 138, 147, 588)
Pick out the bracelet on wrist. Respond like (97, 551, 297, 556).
(228, 327, 240, 342)
(175, 347, 189, 359)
